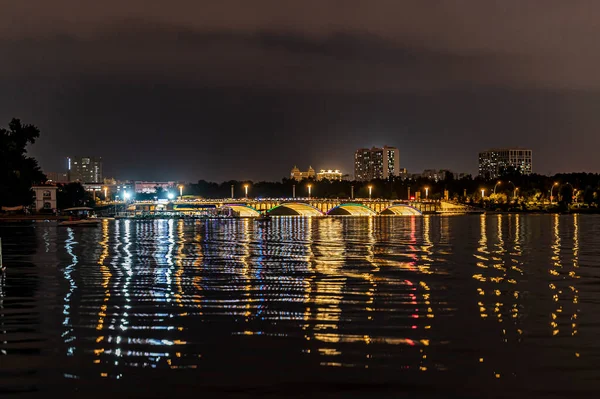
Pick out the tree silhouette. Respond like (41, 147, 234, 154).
(0, 118, 46, 207)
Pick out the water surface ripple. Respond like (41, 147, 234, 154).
(1, 215, 600, 398)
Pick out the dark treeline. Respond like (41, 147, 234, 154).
(178, 172, 600, 205)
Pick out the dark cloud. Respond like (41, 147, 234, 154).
(1, 1, 599, 180)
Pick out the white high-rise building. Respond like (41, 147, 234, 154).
(68, 156, 103, 183)
(478, 148, 533, 179)
(354, 146, 399, 181)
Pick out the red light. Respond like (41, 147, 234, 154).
(410, 196, 415, 200)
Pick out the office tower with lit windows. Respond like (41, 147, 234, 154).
(478, 148, 533, 179)
(354, 146, 399, 181)
(67, 156, 103, 183)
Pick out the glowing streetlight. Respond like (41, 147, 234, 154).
(123, 191, 131, 201)
(103, 186, 108, 201)
(493, 180, 501, 195)
(425, 186, 429, 200)
(514, 187, 519, 200)
(368, 185, 373, 200)
(481, 188, 485, 199)
(244, 184, 249, 198)
(179, 185, 183, 197)
(167, 192, 174, 200)
(307, 184, 312, 199)
(550, 182, 559, 205)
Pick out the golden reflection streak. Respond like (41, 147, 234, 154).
(572, 215, 580, 339)
(241, 218, 252, 319)
(190, 221, 205, 313)
(302, 217, 314, 336)
(550, 214, 560, 336)
(174, 220, 185, 309)
(417, 216, 435, 371)
(95, 220, 111, 334)
(312, 218, 346, 345)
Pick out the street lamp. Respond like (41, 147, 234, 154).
(103, 186, 108, 201)
(123, 191, 131, 201)
(368, 185, 373, 200)
(514, 187, 519, 200)
(179, 185, 183, 198)
(425, 186, 429, 200)
(550, 182, 559, 205)
(307, 184, 312, 199)
(493, 180, 501, 195)
(481, 188, 485, 199)
(244, 184, 249, 198)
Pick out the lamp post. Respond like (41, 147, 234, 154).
(307, 184, 312, 199)
(179, 185, 183, 199)
(550, 182, 559, 205)
(493, 180, 501, 195)
(351, 185, 354, 199)
(292, 184, 296, 199)
(425, 187, 429, 200)
(481, 189, 485, 199)
(231, 184, 234, 199)
(244, 184, 249, 199)
(103, 186, 108, 202)
(368, 185, 372, 200)
(514, 187, 519, 200)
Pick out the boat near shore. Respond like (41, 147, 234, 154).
(58, 207, 101, 227)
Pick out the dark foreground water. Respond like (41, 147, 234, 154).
(1, 215, 600, 398)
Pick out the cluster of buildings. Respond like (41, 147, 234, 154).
(31, 146, 533, 212)
(38, 156, 183, 210)
(290, 146, 533, 183)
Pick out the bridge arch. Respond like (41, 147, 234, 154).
(327, 203, 377, 216)
(222, 204, 261, 217)
(268, 202, 324, 216)
(380, 204, 423, 216)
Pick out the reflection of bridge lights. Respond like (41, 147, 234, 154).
(63, 228, 79, 357)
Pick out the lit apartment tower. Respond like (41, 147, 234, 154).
(67, 156, 103, 183)
(478, 148, 532, 179)
(354, 146, 399, 181)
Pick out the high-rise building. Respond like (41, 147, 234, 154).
(354, 146, 400, 181)
(290, 166, 316, 181)
(68, 156, 103, 183)
(478, 148, 533, 179)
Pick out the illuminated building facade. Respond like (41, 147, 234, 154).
(134, 181, 176, 193)
(478, 148, 533, 179)
(32, 185, 58, 211)
(290, 166, 316, 181)
(354, 146, 400, 181)
(68, 156, 103, 183)
(316, 169, 343, 181)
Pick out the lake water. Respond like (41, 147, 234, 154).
(1, 215, 600, 398)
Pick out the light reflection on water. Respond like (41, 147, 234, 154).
(1, 215, 600, 397)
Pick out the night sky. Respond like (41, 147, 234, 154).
(2, 1, 600, 181)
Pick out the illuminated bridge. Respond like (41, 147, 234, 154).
(128, 198, 480, 217)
